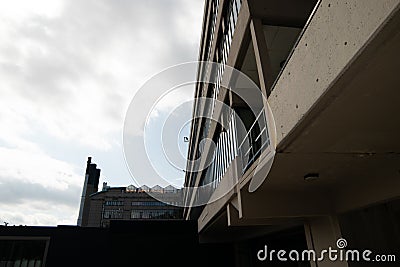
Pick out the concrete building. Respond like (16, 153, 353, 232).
(184, 0, 400, 266)
(77, 157, 182, 227)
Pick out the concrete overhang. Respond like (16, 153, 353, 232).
(240, 0, 400, 220)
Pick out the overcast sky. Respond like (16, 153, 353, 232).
(0, 0, 204, 226)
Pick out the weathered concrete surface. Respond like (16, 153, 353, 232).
(268, 0, 400, 147)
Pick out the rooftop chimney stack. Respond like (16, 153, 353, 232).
(77, 157, 101, 226)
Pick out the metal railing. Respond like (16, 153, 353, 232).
(237, 108, 270, 174)
(200, 107, 270, 191)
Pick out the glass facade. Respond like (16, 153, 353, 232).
(190, 0, 273, 196)
(203, 0, 242, 131)
(204, 0, 219, 63)
(198, 0, 246, 190)
(202, 0, 242, 64)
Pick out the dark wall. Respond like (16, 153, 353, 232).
(0, 220, 238, 267)
(109, 220, 199, 266)
(234, 226, 310, 267)
(339, 199, 400, 267)
(45, 226, 109, 267)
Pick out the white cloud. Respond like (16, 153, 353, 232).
(0, 0, 204, 225)
(148, 84, 195, 122)
(0, 147, 82, 190)
(0, 0, 65, 19)
(0, 200, 79, 226)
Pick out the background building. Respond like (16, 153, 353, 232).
(184, 0, 400, 266)
(78, 157, 182, 227)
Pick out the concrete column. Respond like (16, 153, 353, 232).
(249, 18, 273, 96)
(304, 216, 348, 267)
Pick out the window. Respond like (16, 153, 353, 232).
(131, 201, 167, 206)
(0, 239, 48, 267)
(130, 209, 180, 219)
(104, 200, 124, 206)
(103, 209, 123, 219)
